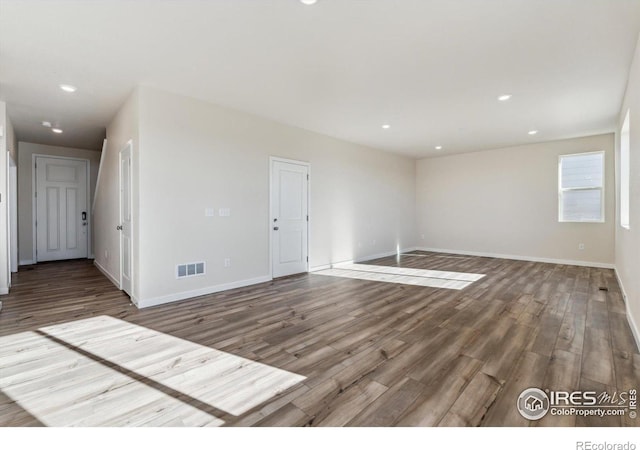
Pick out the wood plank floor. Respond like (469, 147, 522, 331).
(0, 252, 638, 427)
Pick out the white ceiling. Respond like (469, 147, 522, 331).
(1, 0, 639, 157)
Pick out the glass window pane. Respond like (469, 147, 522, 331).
(560, 153, 603, 189)
(561, 189, 602, 221)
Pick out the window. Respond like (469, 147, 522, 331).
(621, 109, 630, 229)
(558, 151, 604, 222)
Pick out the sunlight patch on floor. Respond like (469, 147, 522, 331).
(0, 330, 224, 426)
(0, 316, 306, 426)
(314, 263, 485, 290)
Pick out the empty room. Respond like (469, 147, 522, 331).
(0, 0, 639, 444)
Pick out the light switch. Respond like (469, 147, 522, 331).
(219, 208, 231, 217)
(205, 208, 215, 217)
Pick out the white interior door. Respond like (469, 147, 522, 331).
(35, 157, 88, 262)
(9, 157, 17, 272)
(271, 159, 309, 278)
(120, 143, 133, 296)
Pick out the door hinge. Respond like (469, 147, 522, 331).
(307, 174, 309, 181)
(34, 191, 37, 198)
(306, 256, 309, 262)
(306, 215, 309, 221)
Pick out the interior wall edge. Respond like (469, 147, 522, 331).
(615, 267, 640, 352)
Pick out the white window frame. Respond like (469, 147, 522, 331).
(620, 109, 631, 230)
(558, 150, 605, 223)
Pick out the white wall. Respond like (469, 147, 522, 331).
(615, 34, 640, 346)
(94, 89, 139, 297)
(416, 134, 615, 267)
(134, 87, 416, 307)
(17, 142, 101, 265)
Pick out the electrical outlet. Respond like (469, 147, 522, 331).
(104, 249, 109, 259)
(421, 234, 425, 240)
(224, 258, 231, 267)
(578, 243, 585, 251)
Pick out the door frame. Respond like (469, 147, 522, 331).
(31, 154, 91, 263)
(269, 156, 310, 279)
(119, 140, 133, 294)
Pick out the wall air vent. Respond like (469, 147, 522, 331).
(176, 262, 205, 279)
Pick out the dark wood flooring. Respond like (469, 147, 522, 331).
(0, 252, 638, 426)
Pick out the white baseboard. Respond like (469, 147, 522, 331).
(414, 247, 615, 269)
(0, 287, 8, 295)
(310, 264, 331, 272)
(19, 259, 34, 266)
(137, 275, 272, 309)
(94, 260, 120, 289)
(329, 247, 420, 268)
(358, 247, 418, 262)
(614, 268, 640, 353)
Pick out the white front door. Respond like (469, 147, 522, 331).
(271, 159, 309, 278)
(35, 157, 88, 261)
(120, 143, 133, 296)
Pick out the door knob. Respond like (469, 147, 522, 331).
(273, 226, 279, 231)
(116, 225, 123, 231)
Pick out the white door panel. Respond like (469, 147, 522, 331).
(10, 160, 18, 273)
(36, 157, 88, 261)
(279, 229, 303, 263)
(120, 143, 133, 297)
(271, 160, 308, 278)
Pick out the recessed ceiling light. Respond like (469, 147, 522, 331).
(528, 130, 538, 135)
(51, 128, 63, 134)
(435, 146, 443, 150)
(299, 0, 317, 4)
(498, 94, 512, 101)
(42, 121, 51, 128)
(382, 124, 391, 129)
(59, 84, 77, 93)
